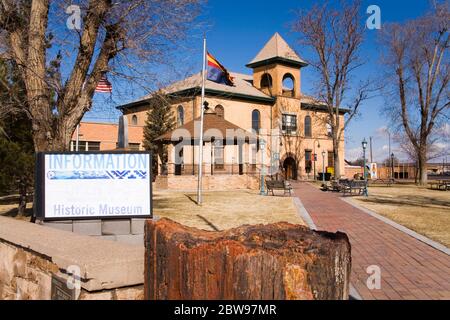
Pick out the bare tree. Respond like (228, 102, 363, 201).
(292, 1, 371, 179)
(0, 0, 203, 152)
(379, 3, 449, 185)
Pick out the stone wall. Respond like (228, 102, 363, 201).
(155, 174, 260, 191)
(0, 216, 144, 300)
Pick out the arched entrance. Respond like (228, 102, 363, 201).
(283, 157, 298, 180)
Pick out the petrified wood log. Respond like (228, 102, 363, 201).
(144, 218, 351, 300)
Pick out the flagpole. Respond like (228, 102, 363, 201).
(197, 36, 207, 205)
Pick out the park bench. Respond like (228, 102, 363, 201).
(429, 180, 450, 191)
(266, 178, 293, 196)
(369, 178, 395, 187)
(342, 180, 368, 196)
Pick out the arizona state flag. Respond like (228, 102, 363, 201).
(207, 52, 234, 86)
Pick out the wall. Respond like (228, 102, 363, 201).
(0, 216, 144, 300)
(155, 174, 260, 191)
(70, 122, 144, 151)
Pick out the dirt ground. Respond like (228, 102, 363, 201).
(349, 184, 450, 247)
(153, 190, 304, 231)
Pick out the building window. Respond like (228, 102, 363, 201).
(328, 151, 334, 168)
(252, 110, 261, 134)
(115, 143, 141, 151)
(215, 105, 224, 118)
(282, 114, 297, 135)
(131, 115, 138, 125)
(71, 141, 101, 151)
(177, 105, 184, 127)
(305, 150, 312, 174)
(282, 73, 295, 97)
(304, 116, 312, 137)
(260, 73, 273, 88)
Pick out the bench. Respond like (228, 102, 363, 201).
(369, 179, 395, 187)
(342, 180, 368, 196)
(429, 180, 450, 191)
(266, 179, 293, 196)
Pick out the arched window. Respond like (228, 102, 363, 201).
(260, 73, 273, 88)
(252, 110, 261, 134)
(177, 105, 184, 127)
(131, 115, 138, 125)
(215, 105, 224, 118)
(282, 73, 295, 97)
(304, 116, 312, 137)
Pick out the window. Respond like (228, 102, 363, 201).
(215, 105, 224, 118)
(282, 74, 295, 97)
(328, 151, 334, 168)
(129, 143, 141, 151)
(177, 105, 184, 127)
(70, 141, 100, 151)
(260, 73, 273, 88)
(131, 115, 138, 125)
(282, 114, 297, 135)
(304, 116, 312, 137)
(305, 150, 312, 174)
(115, 143, 141, 151)
(252, 110, 261, 134)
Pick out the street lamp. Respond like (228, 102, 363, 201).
(362, 138, 368, 196)
(260, 139, 266, 195)
(321, 150, 326, 185)
(391, 153, 395, 180)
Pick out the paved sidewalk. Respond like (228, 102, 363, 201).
(292, 182, 450, 300)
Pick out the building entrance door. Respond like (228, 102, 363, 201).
(283, 157, 297, 180)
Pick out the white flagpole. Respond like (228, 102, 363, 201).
(197, 36, 207, 205)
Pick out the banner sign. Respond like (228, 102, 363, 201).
(35, 152, 152, 221)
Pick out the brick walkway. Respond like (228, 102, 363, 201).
(292, 182, 450, 300)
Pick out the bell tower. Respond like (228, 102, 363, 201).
(246, 33, 307, 99)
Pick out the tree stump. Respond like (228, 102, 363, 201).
(144, 218, 351, 300)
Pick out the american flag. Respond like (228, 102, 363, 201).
(95, 76, 113, 93)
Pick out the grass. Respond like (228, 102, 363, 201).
(349, 184, 450, 247)
(0, 191, 304, 231)
(153, 190, 304, 231)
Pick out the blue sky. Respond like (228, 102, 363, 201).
(84, 0, 444, 162)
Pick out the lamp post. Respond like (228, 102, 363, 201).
(313, 140, 321, 181)
(321, 150, 326, 185)
(260, 139, 266, 195)
(362, 138, 368, 196)
(391, 153, 395, 180)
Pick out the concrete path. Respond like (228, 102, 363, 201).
(292, 182, 450, 300)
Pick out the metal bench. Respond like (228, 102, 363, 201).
(342, 180, 368, 196)
(266, 179, 293, 196)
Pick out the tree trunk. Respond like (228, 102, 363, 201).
(333, 138, 341, 179)
(17, 178, 27, 216)
(145, 218, 352, 300)
(418, 148, 428, 186)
